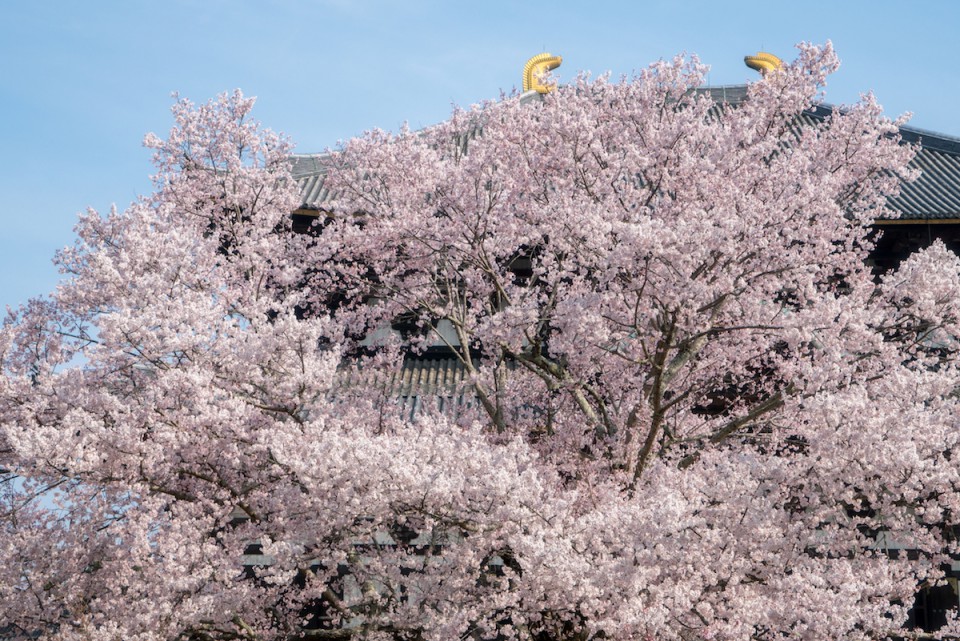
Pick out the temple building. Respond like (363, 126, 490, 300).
(285, 54, 960, 634)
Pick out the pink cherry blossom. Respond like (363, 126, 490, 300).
(2, 44, 959, 640)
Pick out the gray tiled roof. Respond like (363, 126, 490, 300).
(333, 356, 474, 421)
(292, 85, 960, 220)
(335, 356, 469, 397)
(801, 102, 960, 220)
(295, 170, 331, 209)
(290, 154, 332, 209)
(889, 144, 960, 219)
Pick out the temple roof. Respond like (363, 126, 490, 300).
(292, 86, 960, 221)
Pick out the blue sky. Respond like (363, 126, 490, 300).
(2, 0, 958, 310)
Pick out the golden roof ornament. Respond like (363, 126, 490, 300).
(523, 53, 563, 94)
(744, 51, 783, 75)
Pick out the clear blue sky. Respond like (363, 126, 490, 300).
(2, 0, 958, 310)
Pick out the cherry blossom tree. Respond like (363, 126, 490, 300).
(2, 43, 960, 641)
